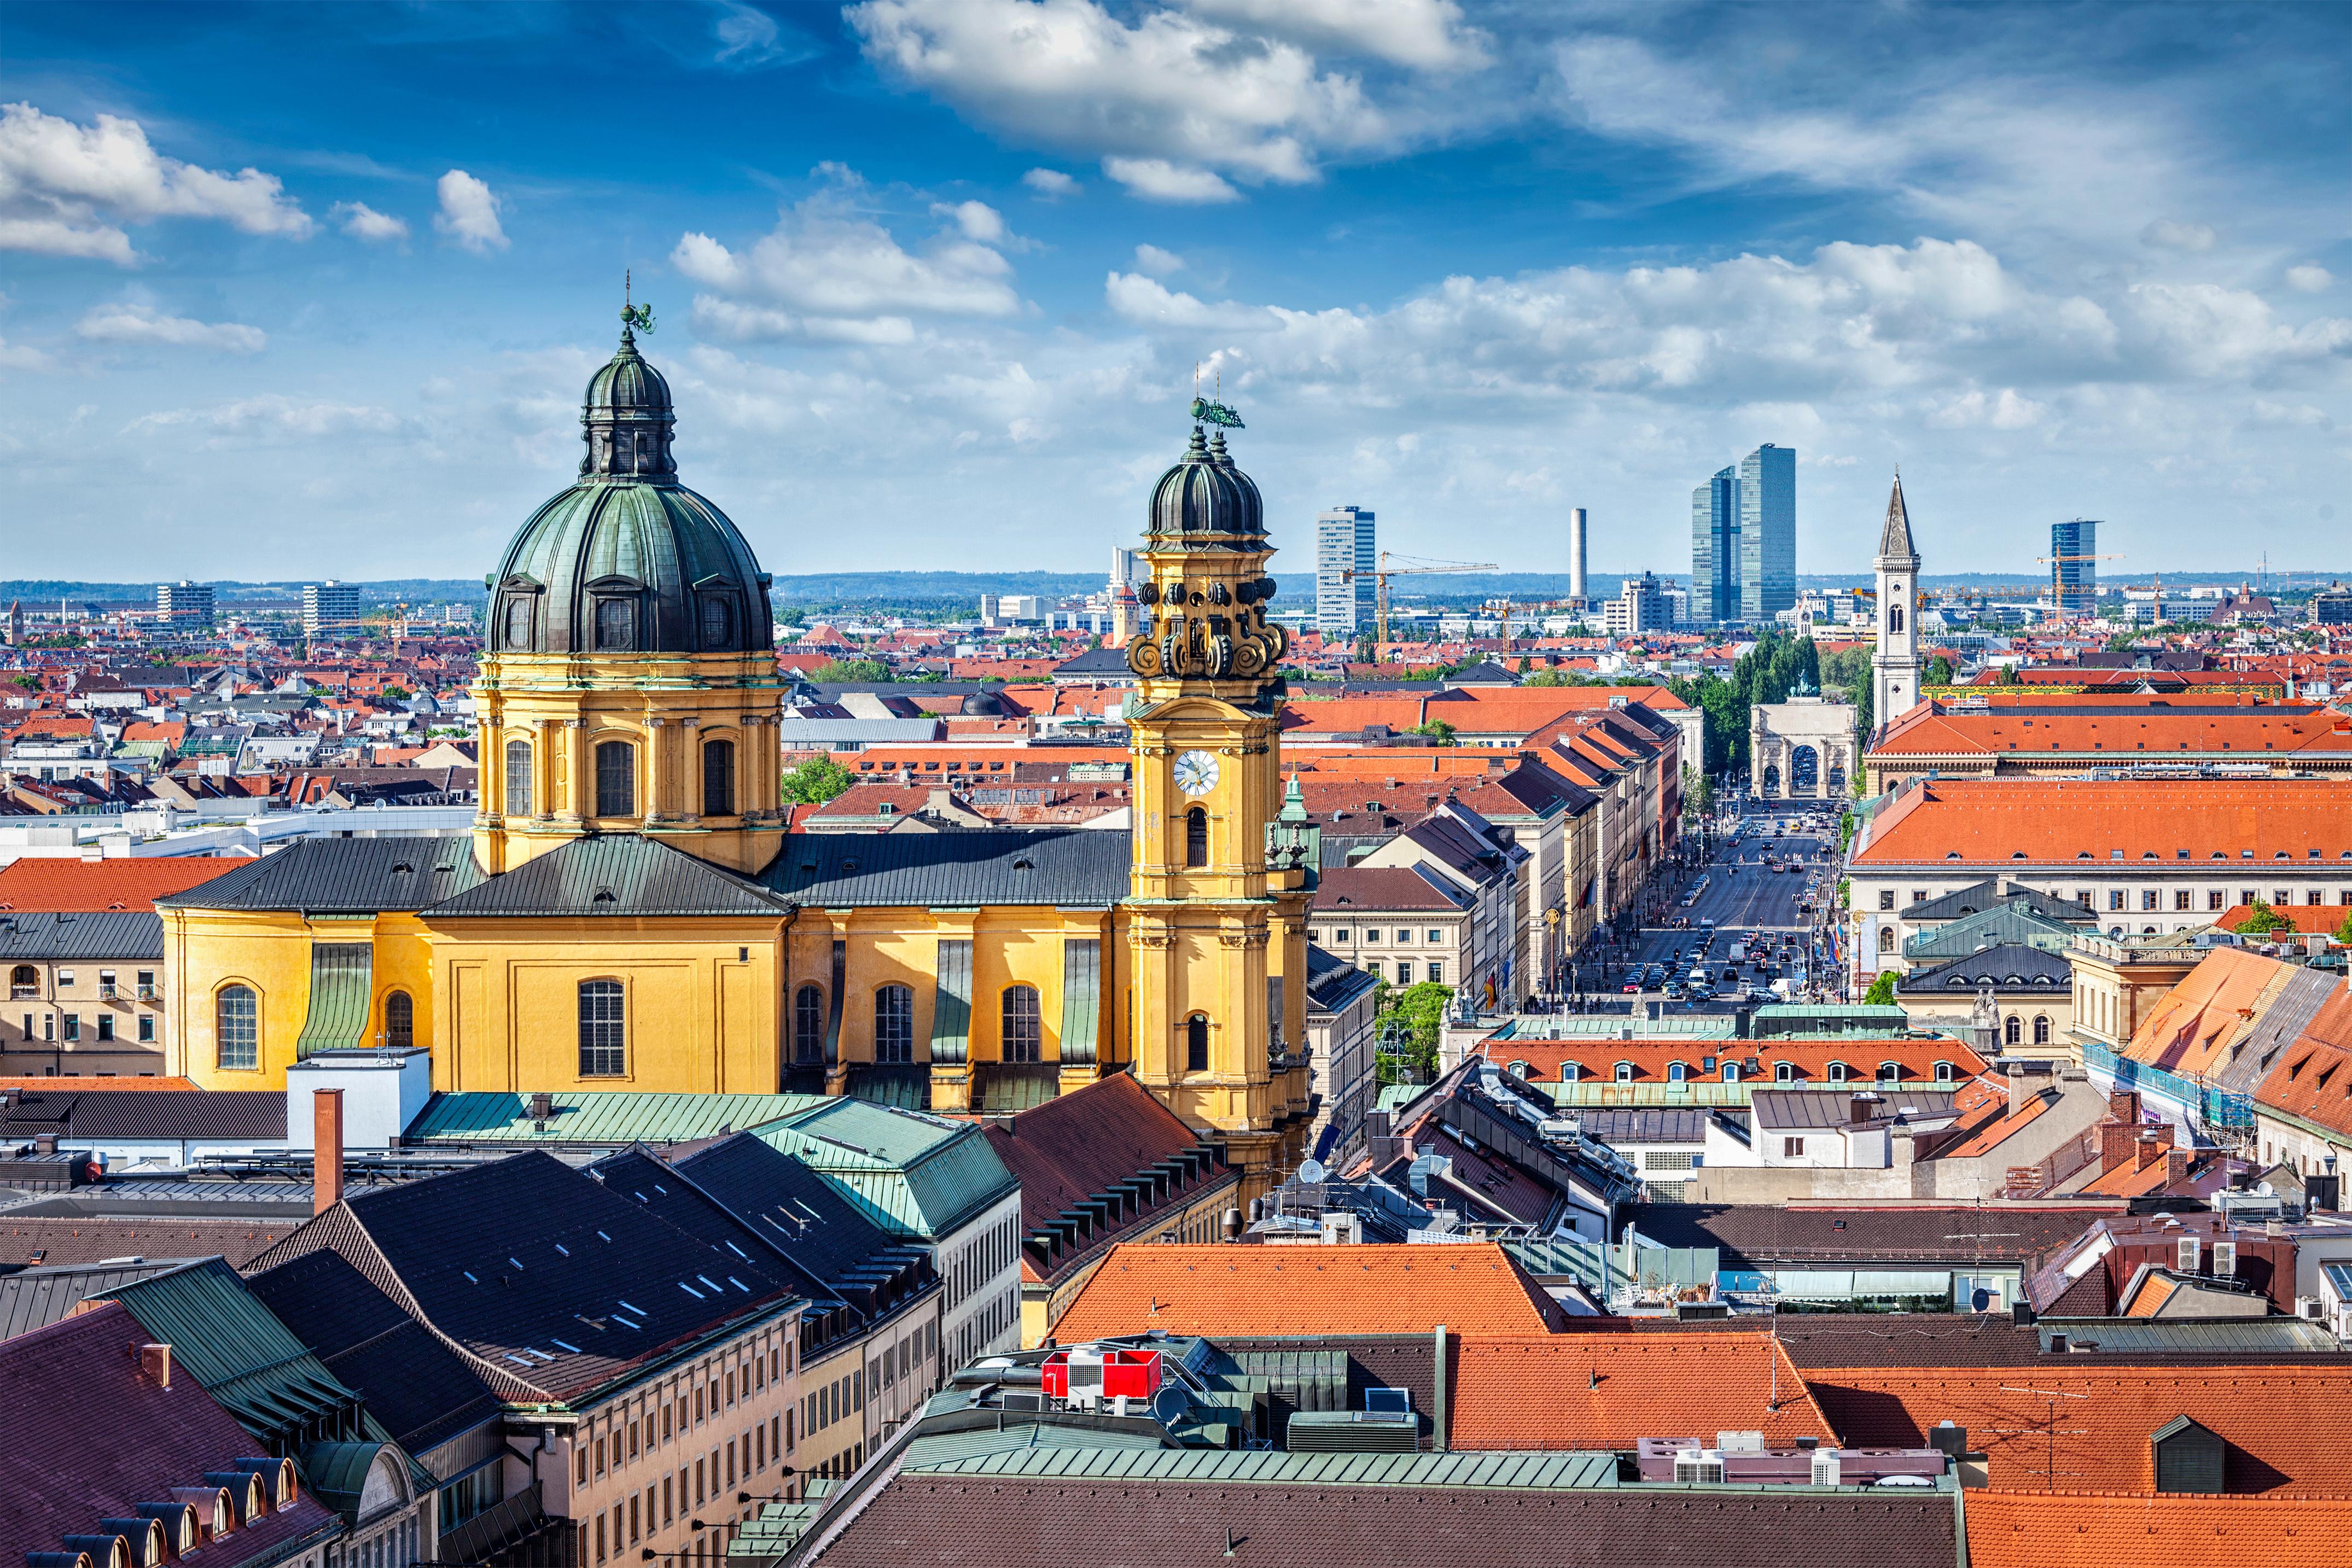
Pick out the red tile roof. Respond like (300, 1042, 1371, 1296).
(1963, 1489, 2352, 1567)
(1871, 696, 2352, 760)
(1481, 1036, 1986, 1085)
(1806, 1363, 2352, 1493)
(1452, 1333, 1833, 1449)
(0, 857, 243, 912)
(1852, 779, 2352, 867)
(2252, 990, 2352, 1141)
(1050, 1242, 1562, 1339)
(2214, 904, 2350, 935)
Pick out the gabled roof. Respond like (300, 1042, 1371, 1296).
(0, 856, 241, 912)
(1310, 864, 1472, 913)
(1897, 942, 2072, 994)
(0, 1215, 299, 1269)
(156, 835, 487, 913)
(761, 829, 1129, 908)
(423, 832, 793, 918)
(0, 910, 164, 961)
(1901, 879, 2097, 924)
(754, 1099, 1018, 1240)
(1964, 1490, 2352, 1568)
(1452, 1333, 1832, 1449)
(982, 1072, 1209, 1240)
(0, 1087, 284, 1141)
(1050, 1242, 1562, 1339)
(1852, 779, 2352, 867)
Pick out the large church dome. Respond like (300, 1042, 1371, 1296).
(1146, 426, 1266, 550)
(486, 323, 773, 656)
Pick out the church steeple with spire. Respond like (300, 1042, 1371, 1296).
(1871, 473, 1922, 732)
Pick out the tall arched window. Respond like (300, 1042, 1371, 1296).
(700, 597, 733, 649)
(702, 738, 736, 818)
(1889, 604, 1905, 634)
(794, 984, 825, 1065)
(2033, 1015, 2052, 1045)
(595, 741, 636, 817)
(2004, 1015, 2022, 1046)
(383, 990, 414, 1050)
(1185, 806, 1209, 868)
(1878, 927, 1896, 953)
(8, 964, 33, 997)
(1002, 986, 1042, 1063)
(504, 596, 533, 649)
(875, 984, 915, 1065)
(216, 986, 258, 1071)
(579, 980, 626, 1076)
(504, 739, 533, 817)
(1185, 1013, 1210, 1073)
(595, 598, 636, 651)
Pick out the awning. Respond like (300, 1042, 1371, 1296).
(293, 943, 372, 1058)
(1766, 1268, 1953, 1300)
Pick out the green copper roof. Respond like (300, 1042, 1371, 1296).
(104, 1258, 371, 1447)
(752, 1099, 1017, 1240)
(1906, 901, 2082, 960)
(406, 1091, 829, 1146)
(293, 942, 372, 1058)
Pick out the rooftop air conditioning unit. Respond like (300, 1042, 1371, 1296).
(2297, 1296, 2328, 1321)
(1810, 1448, 1843, 1487)
(1673, 1450, 1725, 1484)
(2212, 1241, 2236, 1278)
(2177, 1236, 2202, 1273)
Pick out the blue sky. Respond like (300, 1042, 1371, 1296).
(5, 0, 2347, 583)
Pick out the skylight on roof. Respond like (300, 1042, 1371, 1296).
(696, 1274, 722, 1292)
(618, 1298, 645, 1315)
(679, 1281, 704, 1298)
(550, 1338, 581, 1354)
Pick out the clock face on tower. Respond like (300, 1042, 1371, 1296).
(1173, 750, 1220, 796)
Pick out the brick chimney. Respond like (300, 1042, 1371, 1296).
(2134, 1123, 2175, 1171)
(2163, 1147, 2190, 1186)
(2100, 1120, 2138, 1173)
(2108, 1089, 2141, 1124)
(313, 1088, 345, 1217)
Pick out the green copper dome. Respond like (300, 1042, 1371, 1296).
(486, 325, 772, 656)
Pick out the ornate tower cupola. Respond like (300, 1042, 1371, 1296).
(1120, 397, 1314, 1196)
(1872, 471, 1923, 735)
(471, 305, 786, 877)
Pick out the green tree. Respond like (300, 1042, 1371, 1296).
(1375, 981, 1455, 1082)
(1515, 655, 1532, 674)
(1408, 718, 1458, 746)
(1862, 970, 1897, 1005)
(2233, 900, 2293, 935)
(780, 755, 855, 804)
(813, 658, 892, 683)
(2334, 907, 2352, 946)
(1924, 655, 1954, 685)
(8, 674, 38, 692)
(1523, 668, 1568, 687)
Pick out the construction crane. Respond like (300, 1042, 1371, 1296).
(1483, 597, 1585, 643)
(2035, 550, 2123, 620)
(1342, 550, 1498, 646)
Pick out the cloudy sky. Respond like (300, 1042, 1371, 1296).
(5, 0, 2347, 584)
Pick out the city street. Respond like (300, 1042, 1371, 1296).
(1561, 798, 1847, 1012)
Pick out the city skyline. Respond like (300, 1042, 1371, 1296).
(3, 2, 2346, 582)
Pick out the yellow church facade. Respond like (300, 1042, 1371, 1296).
(160, 321, 1318, 1187)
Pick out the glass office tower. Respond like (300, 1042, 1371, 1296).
(1737, 444, 1796, 622)
(1690, 467, 1740, 625)
(1315, 506, 1377, 636)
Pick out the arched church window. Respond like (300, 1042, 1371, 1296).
(702, 739, 735, 818)
(2004, 1015, 2022, 1046)
(1002, 986, 1041, 1063)
(700, 597, 733, 649)
(875, 986, 914, 1065)
(579, 980, 626, 1076)
(595, 598, 636, 651)
(383, 989, 413, 1050)
(1186, 1014, 1210, 1073)
(1185, 806, 1208, 868)
(504, 739, 532, 817)
(794, 984, 825, 1064)
(1889, 605, 1905, 634)
(1878, 927, 1896, 953)
(216, 985, 258, 1072)
(2033, 1015, 2052, 1045)
(595, 741, 636, 817)
(505, 596, 533, 649)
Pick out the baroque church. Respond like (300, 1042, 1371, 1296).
(160, 319, 1319, 1186)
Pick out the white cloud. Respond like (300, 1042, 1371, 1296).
(1184, 0, 1488, 70)
(1133, 243, 1184, 276)
(77, 301, 266, 353)
(673, 176, 1022, 340)
(849, 0, 1388, 194)
(0, 333, 48, 369)
(0, 101, 312, 264)
(129, 394, 403, 439)
(331, 201, 409, 242)
(434, 170, 508, 252)
(2287, 264, 2333, 293)
(1103, 158, 1239, 203)
(1022, 168, 1079, 198)
(1929, 387, 2044, 429)
(2140, 218, 2217, 253)
(712, 1, 796, 68)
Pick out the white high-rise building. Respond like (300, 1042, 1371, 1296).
(1315, 506, 1377, 637)
(1871, 475, 1921, 731)
(303, 580, 362, 639)
(1110, 547, 1143, 588)
(1568, 508, 1588, 604)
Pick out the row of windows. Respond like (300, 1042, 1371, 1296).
(1313, 928, 1452, 946)
(579, 1338, 789, 1488)
(1513, 1058, 1965, 1086)
(791, 983, 1043, 1066)
(1881, 885, 2352, 912)
(16, 1011, 149, 1044)
(1372, 961, 1443, 986)
(504, 592, 739, 653)
(8, 965, 157, 999)
(501, 737, 738, 820)
(583, 1418, 781, 1566)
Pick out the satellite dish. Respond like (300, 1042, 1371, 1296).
(1297, 1158, 1328, 1184)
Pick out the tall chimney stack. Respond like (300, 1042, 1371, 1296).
(1569, 509, 1588, 604)
(313, 1089, 345, 1217)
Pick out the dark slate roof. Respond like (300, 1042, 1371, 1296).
(586, 1144, 836, 1302)
(1562, 1108, 1709, 1145)
(0, 1087, 286, 1141)
(668, 1134, 912, 1297)
(0, 1256, 202, 1340)
(1897, 941, 2072, 994)
(254, 1150, 802, 1404)
(796, 1473, 1957, 1568)
(1303, 943, 1379, 1016)
(0, 1302, 344, 1568)
(0, 911, 163, 960)
(1051, 646, 1134, 678)
(1625, 1203, 2104, 1266)
(246, 1247, 504, 1461)
(1900, 878, 2096, 925)
(423, 832, 794, 918)
(761, 829, 1130, 908)
(1748, 1089, 1958, 1131)
(156, 835, 487, 913)
(0, 1215, 300, 1269)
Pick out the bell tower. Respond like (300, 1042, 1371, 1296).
(1872, 472, 1922, 736)
(1123, 409, 1317, 1196)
